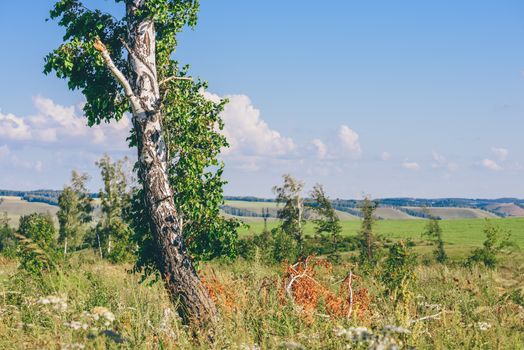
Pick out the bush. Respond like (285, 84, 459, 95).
(16, 213, 59, 274)
(0, 220, 17, 258)
(467, 220, 515, 269)
(237, 228, 297, 264)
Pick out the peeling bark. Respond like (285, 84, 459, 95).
(125, 2, 218, 328)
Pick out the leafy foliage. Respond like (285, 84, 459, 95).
(358, 197, 379, 265)
(47, 0, 239, 272)
(95, 154, 135, 263)
(273, 175, 305, 255)
(309, 184, 342, 261)
(57, 171, 93, 254)
(467, 219, 516, 269)
(0, 212, 17, 258)
(422, 211, 447, 263)
(128, 74, 240, 271)
(17, 213, 58, 274)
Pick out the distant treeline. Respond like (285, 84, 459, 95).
(221, 205, 279, 218)
(3, 191, 524, 212)
(0, 190, 99, 206)
(224, 196, 275, 203)
(396, 207, 439, 219)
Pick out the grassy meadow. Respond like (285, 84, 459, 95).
(241, 217, 524, 259)
(0, 251, 523, 349)
(1, 198, 524, 349)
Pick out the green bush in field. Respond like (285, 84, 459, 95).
(16, 213, 59, 274)
(467, 219, 515, 269)
(381, 241, 417, 297)
(237, 228, 297, 264)
(0, 212, 17, 258)
(423, 213, 448, 263)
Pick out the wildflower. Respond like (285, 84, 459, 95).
(335, 326, 374, 341)
(91, 306, 115, 325)
(240, 344, 261, 350)
(38, 295, 67, 312)
(477, 322, 492, 331)
(61, 343, 85, 350)
(65, 321, 89, 330)
(382, 325, 411, 334)
(279, 341, 305, 350)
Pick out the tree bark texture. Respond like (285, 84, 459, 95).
(124, 1, 218, 328)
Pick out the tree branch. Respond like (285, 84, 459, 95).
(93, 38, 140, 112)
(160, 75, 193, 86)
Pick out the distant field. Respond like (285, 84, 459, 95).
(0, 196, 58, 227)
(224, 200, 360, 220)
(240, 217, 524, 258)
(404, 206, 497, 219)
(485, 203, 524, 217)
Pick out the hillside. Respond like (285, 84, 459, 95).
(0, 196, 59, 227)
(404, 207, 498, 220)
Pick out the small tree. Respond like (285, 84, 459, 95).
(17, 213, 57, 274)
(57, 171, 93, 255)
(422, 210, 447, 263)
(468, 219, 514, 269)
(0, 212, 16, 258)
(273, 174, 305, 255)
(95, 154, 134, 262)
(310, 184, 342, 260)
(358, 197, 378, 264)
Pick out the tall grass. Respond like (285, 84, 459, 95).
(0, 251, 523, 349)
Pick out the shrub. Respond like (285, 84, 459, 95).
(467, 219, 515, 269)
(16, 213, 59, 274)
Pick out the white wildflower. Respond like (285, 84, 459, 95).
(65, 321, 89, 331)
(91, 306, 115, 324)
(61, 343, 85, 350)
(477, 322, 492, 331)
(279, 341, 305, 350)
(240, 344, 261, 350)
(382, 325, 411, 334)
(38, 295, 67, 311)
(335, 326, 374, 341)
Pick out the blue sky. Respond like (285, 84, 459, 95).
(1, 0, 524, 198)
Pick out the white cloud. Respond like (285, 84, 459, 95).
(402, 161, 420, 170)
(0, 145, 10, 158)
(312, 139, 327, 159)
(491, 147, 508, 162)
(431, 151, 458, 171)
(0, 96, 131, 150)
(0, 113, 32, 140)
(380, 151, 391, 161)
(202, 92, 295, 158)
(482, 159, 502, 171)
(338, 125, 362, 157)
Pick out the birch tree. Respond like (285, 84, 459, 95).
(57, 171, 93, 255)
(45, 0, 217, 327)
(273, 174, 305, 254)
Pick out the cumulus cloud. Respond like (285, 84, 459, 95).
(482, 159, 502, 171)
(312, 139, 327, 159)
(0, 113, 31, 140)
(491, 147, 508, 162)
(202, 91, 295, 159)
(402, 161, 420, 170)
(0, 96, 131, 150)
(338, 125, 362, 157)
